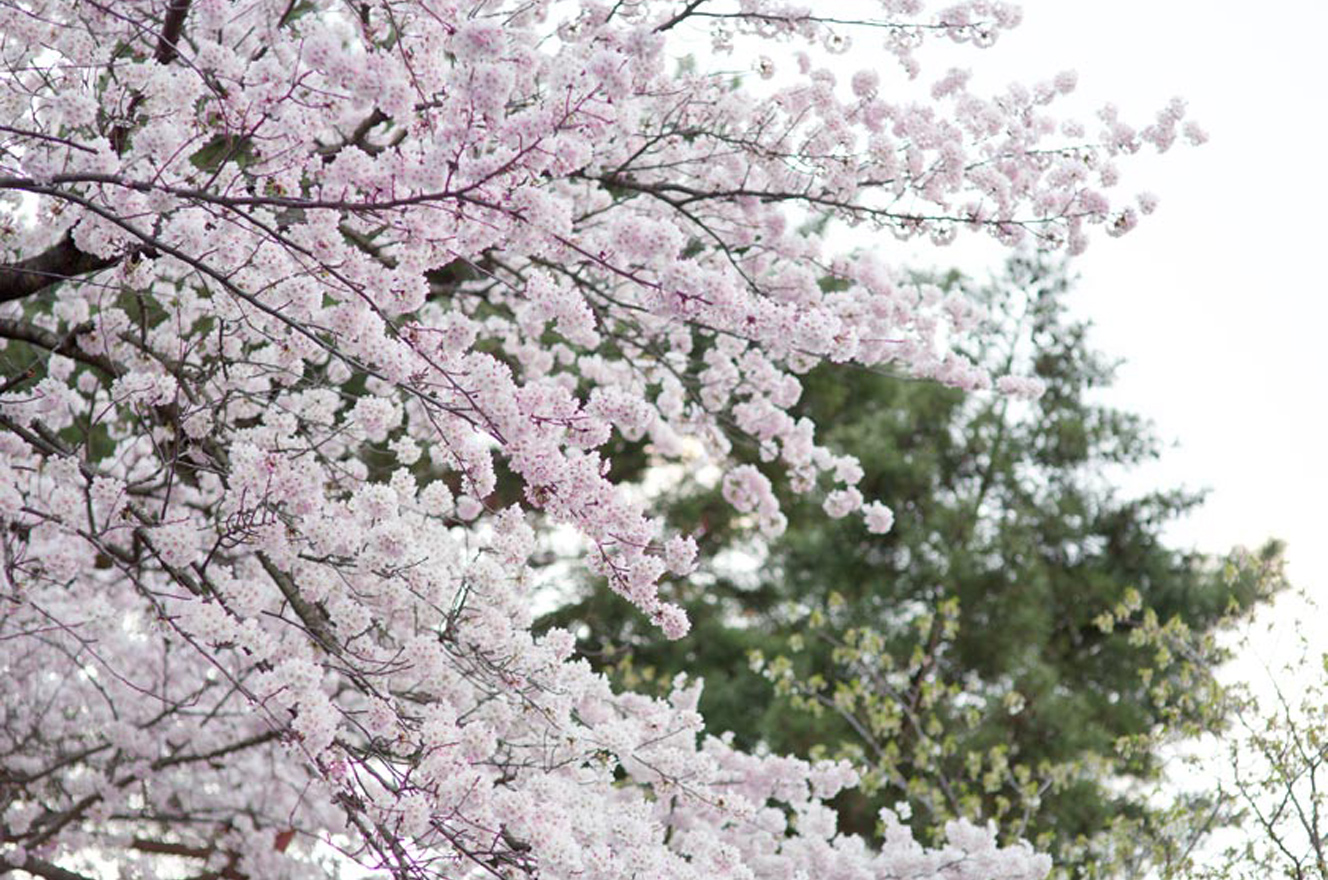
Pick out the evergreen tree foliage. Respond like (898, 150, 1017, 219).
(541, 256, 1285, 877)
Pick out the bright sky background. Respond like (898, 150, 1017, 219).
(660, 3, 1326, 866)
(679, 0, 1328, 669)
(907, 1, 1328, 641)
(859, 5, 1326, 859)
(976, 1, 1328, 681)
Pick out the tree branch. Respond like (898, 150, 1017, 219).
(257, 552, 341, 656)
(155, 0, 194, 65)
(0, 317, 120, 377)
(0, 856, 98, 880)
(656, 0, 709, 32)
(0, 233, 121, 304)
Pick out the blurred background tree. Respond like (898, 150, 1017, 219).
(1166, 590, 1328, 880)
(537, 255, 1286, 878)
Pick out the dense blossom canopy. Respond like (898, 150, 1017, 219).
(0, 1, 1197, 878)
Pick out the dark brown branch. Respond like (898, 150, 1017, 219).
(0, 125, 97, 154)
(131, 839, 215, 859)
(318, 109, 392, 162)
(155, 0, 194, 64)
(0, 856, 98, 880)
(0, 232, 121, 303)
(130, 839, 246, 879)
(656, 0, 709, 32)
(149, 729, 282, 772)
(257, 552, 341, 656)
(104, 0, 193, 152)
(0, 317, 120, 376)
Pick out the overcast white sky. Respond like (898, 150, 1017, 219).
(906, 1, 1328, 623)
(680, 0, 1327, 657)
(995, 3, 1328, 674)
(865, 4, 1327, 848)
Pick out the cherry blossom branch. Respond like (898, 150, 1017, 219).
(0, 317, 120, 376)
(0, 233, 124, 303)
(654, 0, 711, 32)
(155, 0, 193, 65)
(0, 855, 97, 880)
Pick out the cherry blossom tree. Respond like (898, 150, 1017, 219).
(0, 1, 1201, 878)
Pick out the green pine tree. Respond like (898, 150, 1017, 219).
(538, 255, 1284, 878)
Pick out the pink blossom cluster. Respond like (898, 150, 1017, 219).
(0, 1, 1194, 877)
